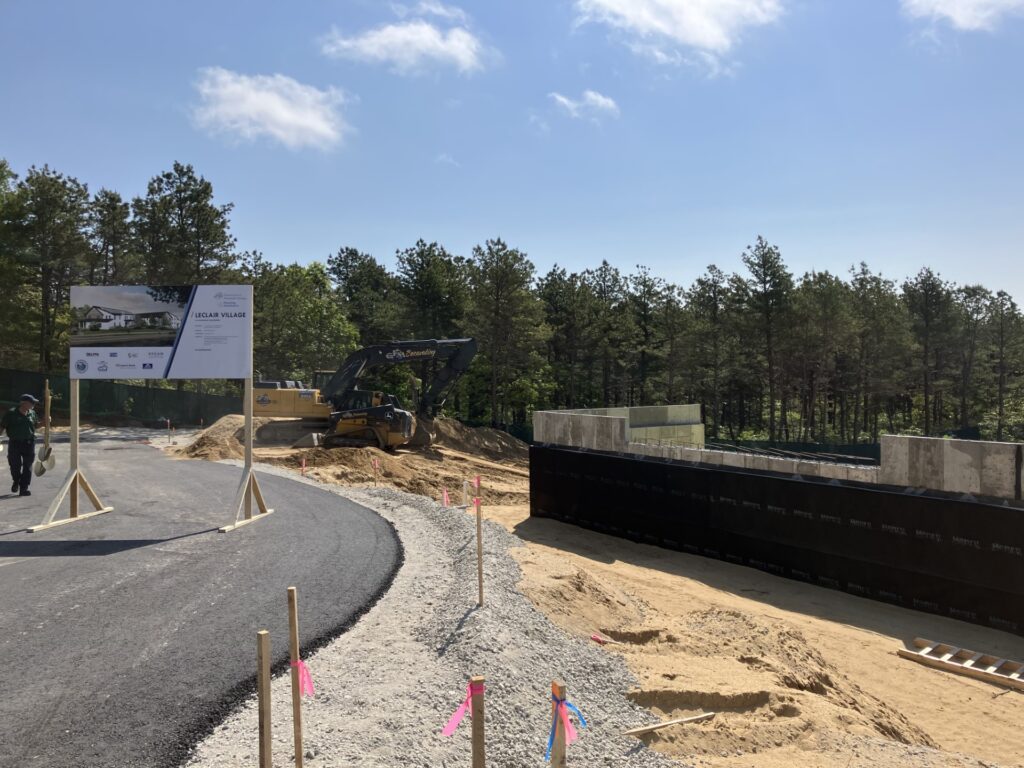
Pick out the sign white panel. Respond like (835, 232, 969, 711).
(69, 285, 252, 379)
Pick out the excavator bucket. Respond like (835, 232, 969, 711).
(407, 416, 435, 448)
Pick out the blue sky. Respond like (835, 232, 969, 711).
(2, 0, 1023, 295)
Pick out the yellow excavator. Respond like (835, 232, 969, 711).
(253, 338, 477, 449)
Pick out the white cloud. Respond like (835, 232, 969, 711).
(193, 68, 348, 151)
(322, 19, 487, 74)
(394, 1, 469, 24)
(574, 0, 783, 58)
(435, 152, 461, 167)
(901, 0, 1024, 30)
(548, 89, 621, 120)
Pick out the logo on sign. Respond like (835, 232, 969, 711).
(97, 361, 109, 372)
(75, 360, 88, 373)
(109, 352, 118, 358)
(142, 363, 154, 369)
(256, 394, 272, 406)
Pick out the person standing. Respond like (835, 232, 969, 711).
(1, 394, 40, 496)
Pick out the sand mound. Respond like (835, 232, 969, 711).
(521, 563, 646, 636)
(265, 445, 529, 504)
(176, 414, 274, 461)
(430, 418, 528, 463)
(179, 414, 530, 503)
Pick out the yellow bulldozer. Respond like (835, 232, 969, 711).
(253, 338, 477, 450)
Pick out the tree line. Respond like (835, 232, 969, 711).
(2, 159, 1022, 442)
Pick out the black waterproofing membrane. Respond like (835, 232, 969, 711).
(530, 444, 1024, 635)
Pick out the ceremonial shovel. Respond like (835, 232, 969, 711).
(33, 380, 55, 476)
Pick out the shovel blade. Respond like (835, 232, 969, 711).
(33, 459, 46, 477)
(44, 453, 56, 470)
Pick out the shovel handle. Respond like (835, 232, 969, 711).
(43, 379, 51, 451)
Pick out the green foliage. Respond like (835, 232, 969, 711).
(466, 238, 548, 425)
(252, 259, 358, 381)
(4, 156, 1024, 439)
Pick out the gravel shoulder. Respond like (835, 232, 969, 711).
(184, 464, 678, 768)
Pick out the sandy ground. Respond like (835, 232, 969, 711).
(180, 417, 1024, 767)
(489, 504, 1024, 768)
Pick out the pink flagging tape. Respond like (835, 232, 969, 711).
(442, 681, 485, 736)
(290, 660, 314, 697)
(443, 487, 451, 507)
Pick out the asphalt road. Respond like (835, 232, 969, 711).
(0, 437, 401, 768)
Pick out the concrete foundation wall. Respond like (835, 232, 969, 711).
(533, 406, 702, 452)
(535, 410, 1023, 501)
(879, 435, 1020, 499)
(627, 440, 880, 484)
(629, 423, 705, 446)
(533, 411, 628, 452)
(626, 404, 702, 428)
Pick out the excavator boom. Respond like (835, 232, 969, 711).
(321, 338, 477, 415)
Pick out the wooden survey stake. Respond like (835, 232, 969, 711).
(288, 587, 305, 768)
(257, 630, 272, 768)
(550, 680, 567, 767)
(470, 674, 485, 768)
(474, 497, 484, 607)
(220, 378, 274, 532)
(29, 380, 113, 533)
(621, 712, 715, 736)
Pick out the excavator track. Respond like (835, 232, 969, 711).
(321, 436, 379, 449)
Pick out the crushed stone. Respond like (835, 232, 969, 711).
(183, 465, 680, 768)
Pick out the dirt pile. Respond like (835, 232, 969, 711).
(178, 414, 530, 503)
(430, 417, 529, 462)
(176, 414, 274, 461)
(614, 607, 935, 763)
(263, 444, 529, 504)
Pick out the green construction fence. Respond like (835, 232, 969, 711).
(0, 368, 242, 426)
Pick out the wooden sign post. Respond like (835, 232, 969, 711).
(470, 675, 485, 768)
(220, 301, 274, 531)
(29, 379, 113, 533)
(288, 587, 305, 768)
(474, 497, 484, 607)
(257, 629, 272, 768)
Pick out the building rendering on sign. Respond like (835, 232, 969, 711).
(77, 306, 180, 332)
(134, 311, 181, 329)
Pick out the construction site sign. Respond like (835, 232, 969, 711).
(69, 285, 252, 379)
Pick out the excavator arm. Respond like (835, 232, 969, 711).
(320, 338, 477, 416)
